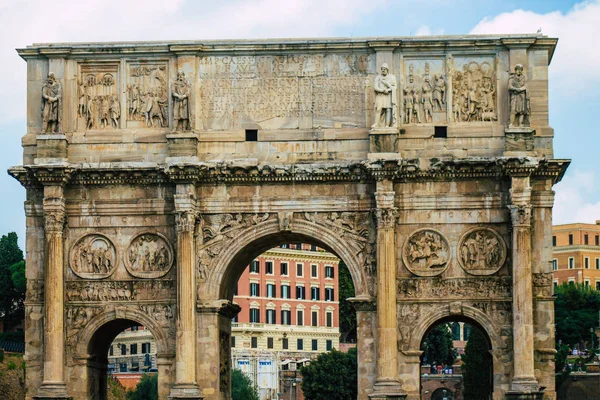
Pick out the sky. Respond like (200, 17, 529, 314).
(0, 0, 599, 249)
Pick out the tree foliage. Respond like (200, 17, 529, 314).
(232, 369, 259, 400)
(338, 261, 357, 343)
(462, 327, 492, 400)
(421, 324, 457, 366)
(300, 348, 357, 400)
(0, 233, 25, 330)
(126, 373, 157, 400)
(554, 283, 600, 348)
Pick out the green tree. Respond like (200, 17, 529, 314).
(554, 283, 600, 349)
(338, 261, 357, 343)
(421, 324, 457, 366)
(300, 348, 357, 400)
(462, 327, 492, 400)
(231, 369, 259, 400)
(126, 373, 157, 400)
(0, 232, 25, 330)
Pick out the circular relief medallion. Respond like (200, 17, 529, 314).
(402, 229, 451, 277)
(70, 234, 118, 279)
(125, 233, 174, 279)
(458, 227, 507, 276)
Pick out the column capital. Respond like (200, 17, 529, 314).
(508, 204, 532, 227)
(375, 207, 398, 229)
(43, 194, 66, 234)
(176, 210, 198, 233)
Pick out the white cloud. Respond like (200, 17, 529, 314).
(553, 169, 600, 225)
(470, 0, 600, 95)
(414, 25, 444, 36)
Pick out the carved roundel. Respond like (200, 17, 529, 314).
(402, 229, 451, 277)
(125, 233, 174, 279)
(458, 227, 507, 276)
(69, 234, 118, 279)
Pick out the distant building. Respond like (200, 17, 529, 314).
(108, 326, 157, 388)
(232, 244, 340, 400)
(552, 221, 600, 288)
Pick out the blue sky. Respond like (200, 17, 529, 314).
(1, 0, 598, 249)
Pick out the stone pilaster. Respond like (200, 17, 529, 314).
(371, 182, 405, 399)
(507, 175, 540, 398)
(170, 189, 202, 400)
(35, 185, 70, 400)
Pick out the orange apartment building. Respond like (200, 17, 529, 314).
(552, 221, 600, 289)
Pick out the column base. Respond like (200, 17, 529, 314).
(34, 382, 71, 400)
(169, 383, 203, 400)
(505, 391, 543, 400)
(369, 380, 406, 400)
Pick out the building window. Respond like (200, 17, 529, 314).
(596, 235, 599, 246)
(596, 258, 600, 270)
(121, 344, 127, 356)
(109, 345, 114, 356)
(553, 235, 557, 246)
(326, 340, 333, 351)
(568, 258, 574, 269)
(120, 363, 127, 372)
(296, 286, 305, 300)
(568, 278, 575, 285)
(585, 279, 591, 287)
(585, 234, 589, 245)
(250, 308, 260, 323)
(130, 344, 137, 355)
(266, 261, 274, 275)
(311, 264, 318, 278)
(569, 234, 573, 245)
(311, 245, 317, 251)
(297, 339, 303, 350)
(281, 262, 289, 276)
(250, 260, 260, 273)
(596, 281, 600, 291)
(266, 309, 277, 324)
(312, 339, 318, 351)
(231, 336, 236, 348)
(552, 259, 558, 271)
(312, 311, 318, 327)
(267, 283, 276, 298)
(281, 285, 291, 299)
(267, 337, 274, 349)
(251, 337, 258, 348)
(585, 257, 590, 269)
(554, 280, 559, 289)
(297, 310, 304, 326)
(281, 243, 288, 249)
(281, 310, 291, 325)
(296, 263, 303, 277)
(296, 243, 302, 250)
(325, 288, 334, 301)
(283, 338, 289, 350)
(311, 287, 320, 301)
(326, 312, 333, 328)
(250, 283, 260, 297)
(325, 266, 334, 279)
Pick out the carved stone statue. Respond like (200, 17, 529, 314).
(109, 95, 120, 128)
(42, 73, 62, 133)
(172, 70, 191, 131)
(508, 64, 531, 129)
(371, 63, 397, 129)
(402, 229, 450, 276)
(421, 76, 433, 123)
(458, 228, 507, 275)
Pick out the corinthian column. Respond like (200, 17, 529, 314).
(371, 182, 404, 399)
(36, 186, 70, 399)
(508, 176, 539, 395)
(170, 190, 202, 399)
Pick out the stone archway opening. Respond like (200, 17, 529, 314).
(214, 233, 363, 399)
(86, 318, 159, 400)
(419, 316, 493, 400)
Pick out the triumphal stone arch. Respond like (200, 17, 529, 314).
(9, 34, 568, 400)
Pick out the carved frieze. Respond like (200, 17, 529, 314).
(402, 229, 450, 277)
(398, 277, 512, 299)
(127, 62, 169, 128)
(471, 301, 512, 327)
(78, 63, 120, 130)
(66, 306, 103, 348)
(69, 234, 118, 279)
(126, 233, 174, 278)
(458, 228, 507, 276)
(66, 280, 175, 302)
(139, 304, 175, 325)
(451, 58, 497, 123)
(397, 303, 438, 351)
(402, 61, 446, 124)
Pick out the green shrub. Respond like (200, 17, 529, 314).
(7, 361, 16, 370)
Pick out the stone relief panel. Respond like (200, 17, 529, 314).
(125, 233, 174, 279)
(402, 229, 450, 277)
(66, 280, 176, 302)
(397, 277, 512, 299)
(126, 62, 169, 128)
(77, 63, 120, 130)
(69, 234, 118, 279)
(458, 228, 507, 276)
(27, 279, 44, 303)
(65, 306, 103, 348)
(198, 53, 372, 130)
(532, 273, 553, 297)
(397, 303, 439, 351)
(451, 57, 497, 123)
(402, 60, 447, 124)
(139, 304, 175, 325)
